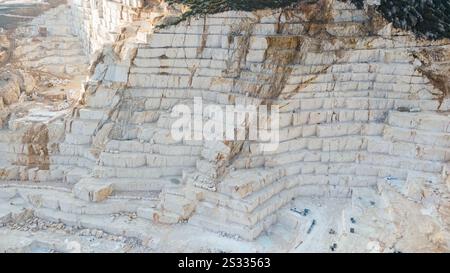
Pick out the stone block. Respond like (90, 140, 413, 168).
(100, 152, 147, 168)
(367, 138, 392, 154)
(73, 179, 113, 202)
(70, 119, 99, 136)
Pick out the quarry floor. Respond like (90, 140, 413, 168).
(0, 186, 413, 253)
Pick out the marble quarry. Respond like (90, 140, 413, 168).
(0, 0, 449, 252)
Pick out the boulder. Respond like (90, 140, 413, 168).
(0, 73, 21, 106)
(73, 179, 113, 202)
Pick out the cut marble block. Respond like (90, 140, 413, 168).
(73, 179, 113, 202)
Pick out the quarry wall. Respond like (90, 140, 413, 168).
(0, 0, 449, 243)
(59, 0, 450, 239)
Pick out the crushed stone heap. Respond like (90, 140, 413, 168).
(0, 0, 449, 252)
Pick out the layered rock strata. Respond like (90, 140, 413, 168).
(0, 0, 449, 251)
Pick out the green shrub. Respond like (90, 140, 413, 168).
(377, 0, 450, 39)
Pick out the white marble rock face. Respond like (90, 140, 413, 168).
(0, 0, 449, 252)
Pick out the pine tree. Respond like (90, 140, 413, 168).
(377, 0, 450, 39)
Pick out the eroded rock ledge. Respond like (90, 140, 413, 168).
(0, 0, 449, 252)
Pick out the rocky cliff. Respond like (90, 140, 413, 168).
(0, 0, 449, 252)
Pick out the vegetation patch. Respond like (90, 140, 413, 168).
(376, 0, 450, 40)
(162, 0, 302, 27)
(163, 0, 450, 40)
